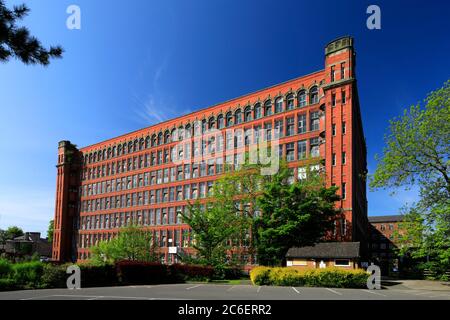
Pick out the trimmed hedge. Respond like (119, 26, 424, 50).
(169, 263, 215, 282)
(250, 266, 369, 288)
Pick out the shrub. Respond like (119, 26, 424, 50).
(170, 264, 215, 282)
(0, 259, 13, 278)
(250, 266, 272, 286)
(0, 279, 18, 291)
(80, 263, 118, 287)
(250, 267, 369, 288)
(39, 263, 69, 289)
(11, 261, 44, 288)
(116, 261, 169, 285)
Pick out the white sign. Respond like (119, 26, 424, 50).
(169, 246, 177, 254)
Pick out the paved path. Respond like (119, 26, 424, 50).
(1, 283, 450, 300)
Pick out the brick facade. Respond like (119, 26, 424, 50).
(52, 36, 368, 264)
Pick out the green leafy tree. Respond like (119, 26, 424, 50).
(5, 226, 24, 240)
(0, 0, 63, 65)
(47, 220, 54, 244)
(254, 165, 340, 266)
(371, 80, 450, 278)
(90, 226, 158, 265)
(181, 155, 278, 267)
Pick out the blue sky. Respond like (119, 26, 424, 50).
(1, 0, 449, 234)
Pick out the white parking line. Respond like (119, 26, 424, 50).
(186, 284, 203, 290)
(363, 289, 387, 297)
(325, 288, 342, 295)
(291, 287, 300, 294)
(257, 286, 261, 293)
(414, 291, 433, 296)
(429, 293, 450, 299)
(226, 285, 236, 292)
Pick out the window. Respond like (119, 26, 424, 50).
(297, 140, 307, 159)
(298, 114, 306, 134)
(244, 106, 252, 122)
(310, 137, 320, 157)
(226, 112, 233, 127)
(342, 90, 346, 104)
(235, 109, 242, 124)
(286, 143, 295, 162)
(331, 93, 336, 106)
(254, 103, 262, 119)
(340, 62, 346, 79)
(274, 120, 283, 139)
(331, 65, 335, 82)
(342, 182, 346, 199)
(342, 122, 346, 135)
(298, 90, 307, 107)
(310, 111, 320, 131)
(286, 94, 295, 110)
(335, 259, 350, 267)
(298, 167, 306, 180)
(332, 124, 336, 136)
(286, 117, 294, 136)
(310, 86, 319, 104)
(208, 117, 215, 130)
(389, 224, 394, 231)
(217, 114, 224, 129)
(342, 152, 346, 165)
(275, 97, 283, 113)
(264, 100, 272, 116)
(264, 123, 272, 141)
(332, 153, 336, 166)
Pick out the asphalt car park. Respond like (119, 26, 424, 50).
(1, 283, 450, 300)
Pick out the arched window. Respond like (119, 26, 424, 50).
(178, 126, 184, 141)
(202, 119, 207, 133)
(151, 134, 157, 147)
(310, 86, 319, 104)
(123, 143, 128, 155)
(164, 130, 171, 144)
(93, 152, 97, 162)
(145, 136, 150, 149)
(133, 140, 138, 152)
(235, 109, 242, 125)
(171, 128, 177, 142)
(264, 100, 272, 116)
(275, 97, 283, 113)
(298, 90, 307, 107)
(194, 121, 201, 136)
(112, 146, 116, 157)
(128, 141, 133, 153)
(107, 148, 112, 159)
(254, 103, 262, 119)
(244, 106, 252, 122)
(117, 145, 122, 156)
(208, 117, 215, 129)
(286, 94, 295, 110)
(226, 112, 233, 127)
(217, 114, 224, 129)
(185, 124, 192, 138)
(139, 138, 144, 150)
(157, 132, 163, 145)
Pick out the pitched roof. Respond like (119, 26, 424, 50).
(368, 215, 404, 223)
(286, 242, 360, 259)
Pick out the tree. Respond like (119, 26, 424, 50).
(254, 165, 340, 266)
(5, 226, 23, 240)
(181, 156, 275, 267)
(90, 226, 158, 265)
(0, 0, 63, 65)
(371, 80, 450, 278)
(47, 220, 54, 244)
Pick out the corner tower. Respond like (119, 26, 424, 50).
(52, 141, 81, 262)
(322, 37, 368, 251)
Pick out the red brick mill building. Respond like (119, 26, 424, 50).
(52, 36, 368, 265)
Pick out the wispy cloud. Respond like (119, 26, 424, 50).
(131, 54, 193, 126)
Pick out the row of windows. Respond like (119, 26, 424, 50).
(81, 111, 323, 181)
(80, 139, 323, 201)
(78, 227, 192, 249)
(82, 87, 324, 165)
